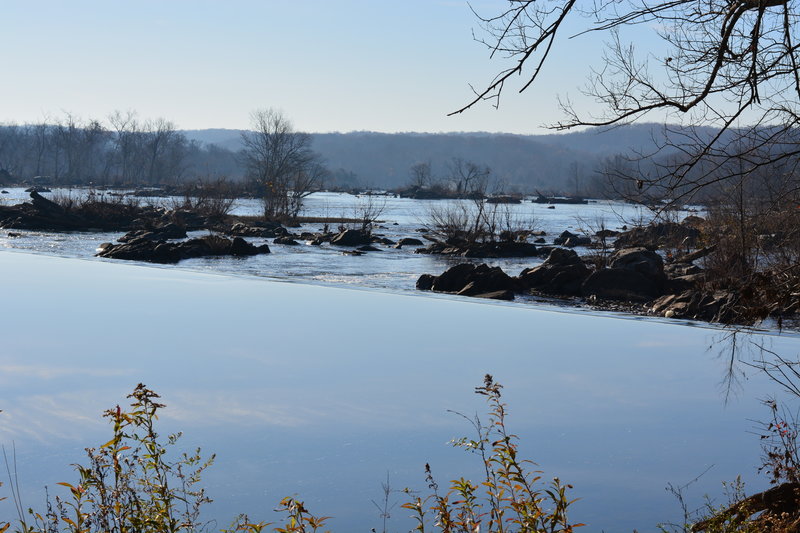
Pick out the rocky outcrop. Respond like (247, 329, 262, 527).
(517, 248, 590, 296)
(416, 263, 518, 300)
(97, 234, 270, 264)
(0, 191, 155, 232)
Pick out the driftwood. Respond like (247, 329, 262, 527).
(674, 245, 717, 265)
(691, 482, 800, 532)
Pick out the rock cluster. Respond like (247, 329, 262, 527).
(97, 234, 270, 264)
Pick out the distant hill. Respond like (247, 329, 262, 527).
(182, 124, 695, 193)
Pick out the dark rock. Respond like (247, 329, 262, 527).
(0, 191, 154, 232)
(372, 236, 396, 246)
(595, 229, 619, 239)
(357, 245, 381, 252)
(581, 268, 661, 302)
(331, 229, 371, 246)
(608, 247, 665, 279)
(430, 263, 479, 292)
(426, 263, 517, 295)
(518, 248, 590, 296)
(342, 249, 365, 256)
(395, 237, 424, 248)
(416, 274, 435, 291)
(7, 232, 20, 238)
(231, 236, 270, 256)
(534, 237, 546, 244)
(553, 230, 579, 245)
(225, 222, 279, 238)
(273, 236, 299, 245)
(97, 234, 269, 263)
(664, 273, 705, 293)
(650, 289, 738, 322)
(118, 223, 187, 243)
(416, 240, 538, 258)
(563, 235, 591, 247)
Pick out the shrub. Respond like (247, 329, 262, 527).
(403, 374, 582, 533)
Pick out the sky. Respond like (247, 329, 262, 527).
(0, 1, 659, 134)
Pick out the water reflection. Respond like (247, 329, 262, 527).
(0, 252, 797, 532)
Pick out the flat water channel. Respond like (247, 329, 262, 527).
(0, 251, 796, 532)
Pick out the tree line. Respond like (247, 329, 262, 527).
(0, 112, 241, 187)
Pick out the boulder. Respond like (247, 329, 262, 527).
(273, 236, 299, 245)
(517, 248, 590, 296)
(416, 274, 435, 291)
(563, 235, 591, 247)
(422, 263, 517, 295)
(608, 247, 665, 279)
(331, 229, 371, 246)
(581, 268, 662, 302)
(230, 236, 270, 256)
(553, 230, 578, 245)
(394, 237, 424, 248)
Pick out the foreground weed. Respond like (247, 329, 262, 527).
(403, 374, 583, 533)
(15, 384, 215, 533)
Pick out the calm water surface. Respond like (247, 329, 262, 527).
(0, 252, 797, 532)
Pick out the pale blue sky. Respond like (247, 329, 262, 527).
(0, 1, 657, 134)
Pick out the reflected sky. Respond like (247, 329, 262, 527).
(0, 251, 796, 531)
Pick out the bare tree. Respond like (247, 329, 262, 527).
(240, 108, 324, 219)
(142, 118, 187, 185)
(109, 110, 144, 184)
(448, 157, 490, 198)
(454, 0, 800, 203)
(409, 161, 433, 188)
